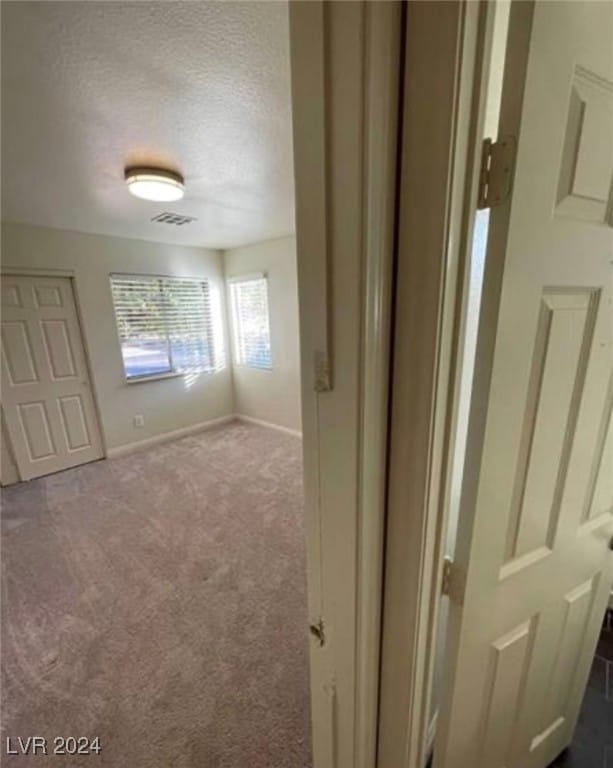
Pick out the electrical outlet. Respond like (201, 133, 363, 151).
(133, 414, 145, 428)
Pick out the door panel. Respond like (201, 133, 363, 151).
(505, 288, 600, 564)
(58, 394, 92, 451)
(33, 283, 63, 308)
(41, 319, 77, 379)
(17, 400, 56, 460)
(2, 283, 22, 308)
(1, 275, 104, 480)
(556, 67, 613, 225)
(583, 375, 613, 523)
(2, 321, 38, 383)
(478, 617, 536, 767)
(436, 3, 613, 768)
(539, 576, 597, 731)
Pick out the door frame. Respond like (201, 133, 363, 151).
(377, 2, 498, 767)
(0, 268, 108, 482)
(289, 3, 402, 767)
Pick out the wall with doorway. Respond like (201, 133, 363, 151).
(1, 222, 234, 465)
(223, 236, 302, 434)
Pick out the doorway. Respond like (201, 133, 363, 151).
(1, 3, 312, 764)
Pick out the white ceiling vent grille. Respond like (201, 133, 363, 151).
(151, 212, 197, 226)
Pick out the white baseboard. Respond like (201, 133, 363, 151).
(106, 413, 301, 459)
(236, 414, 302, 439)
(106, 415, 237, 459)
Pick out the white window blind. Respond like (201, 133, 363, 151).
(110, 274, 217, 380)
(229, 277, 272, 369)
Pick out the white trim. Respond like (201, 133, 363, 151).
(355, 4, 402, 768)
(289, 4, 401, 766)
(378, 3, 490, 767)
(106, 415, 236, 459)
(426, 711, 438, 760)
(289, 0, 330, 397)
(235, 414, 302, 439)
(416, 5, 501, 763)
(289, 6, 333, 765)
(1, 266, 76, 278)
(126, 371, 184, 385)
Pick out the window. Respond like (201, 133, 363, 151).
(229, 276, 272, 369)
(110, 274, 217, 380)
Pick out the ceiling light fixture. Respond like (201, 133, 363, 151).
(125, 167, 185, 202)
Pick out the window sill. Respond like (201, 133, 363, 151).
(125, 371, 184, 385)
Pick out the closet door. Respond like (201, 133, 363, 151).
(1, 275, 104, 480)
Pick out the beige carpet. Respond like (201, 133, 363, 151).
(1, 421, 311, 767)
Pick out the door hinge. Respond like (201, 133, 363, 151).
(477, 135, 517, 209)
(441, 557, 454, 596)
(441, 557, 466, 603)
(314, 351, 332, 393)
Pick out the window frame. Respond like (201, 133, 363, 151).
(110, 272, 217, 383)
(227, 273, 273, 371)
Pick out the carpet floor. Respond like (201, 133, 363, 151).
(1, 421, 312, 767)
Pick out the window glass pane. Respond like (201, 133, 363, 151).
(110, 275, 217, 379)
(230, 277, 272, 369)
(123, 339, 172, 379)
(163, 279, 215, 373)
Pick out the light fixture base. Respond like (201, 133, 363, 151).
(124, 167, 185, 202)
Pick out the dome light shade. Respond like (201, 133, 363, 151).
(125, 167, 185, 202)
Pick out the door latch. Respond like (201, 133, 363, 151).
(309, 617, 326, 646)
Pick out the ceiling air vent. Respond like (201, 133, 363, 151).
(151, 212, 197, 226)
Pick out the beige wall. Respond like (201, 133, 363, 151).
(223, 236, 301, 433)
(1, 222, 234, 463)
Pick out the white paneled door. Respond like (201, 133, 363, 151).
(1, 275, 104, 481)
(436, 2, 613, 768)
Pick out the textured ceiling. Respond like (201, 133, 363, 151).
(1, 1, 295, 249)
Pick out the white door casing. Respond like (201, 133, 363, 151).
(290, 3, 402, 766)
(436, 3, 613, 768)
(377, 2, 491, 766)
(1, 275, 104, 481)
